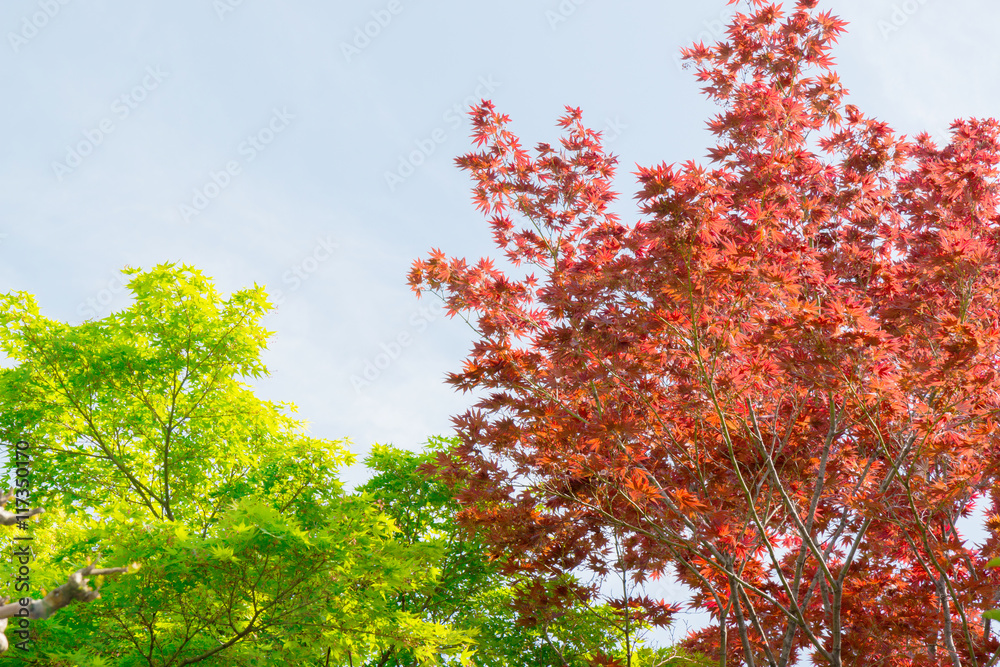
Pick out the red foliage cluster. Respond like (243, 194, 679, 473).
(410, 1, 1000, 664)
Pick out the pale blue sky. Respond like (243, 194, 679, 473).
(2, 0, 999, 648)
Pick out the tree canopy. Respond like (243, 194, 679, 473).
(359, 439, 706, 666)
(0, 265, 696, 665)
(5, 1, 1000, 665)
(0, 265, 472, 665)
(409, 1, 1000, 665)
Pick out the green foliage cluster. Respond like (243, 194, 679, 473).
(0, 265, 707, 666)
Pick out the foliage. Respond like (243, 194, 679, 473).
(0, 264, 471, 665)
(409, 1, 1000, 665)
(358, 440, 709, 667)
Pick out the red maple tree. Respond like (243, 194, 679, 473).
(409, 1, 1000, 665)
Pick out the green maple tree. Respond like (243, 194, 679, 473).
(0, 264, 472, 665)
